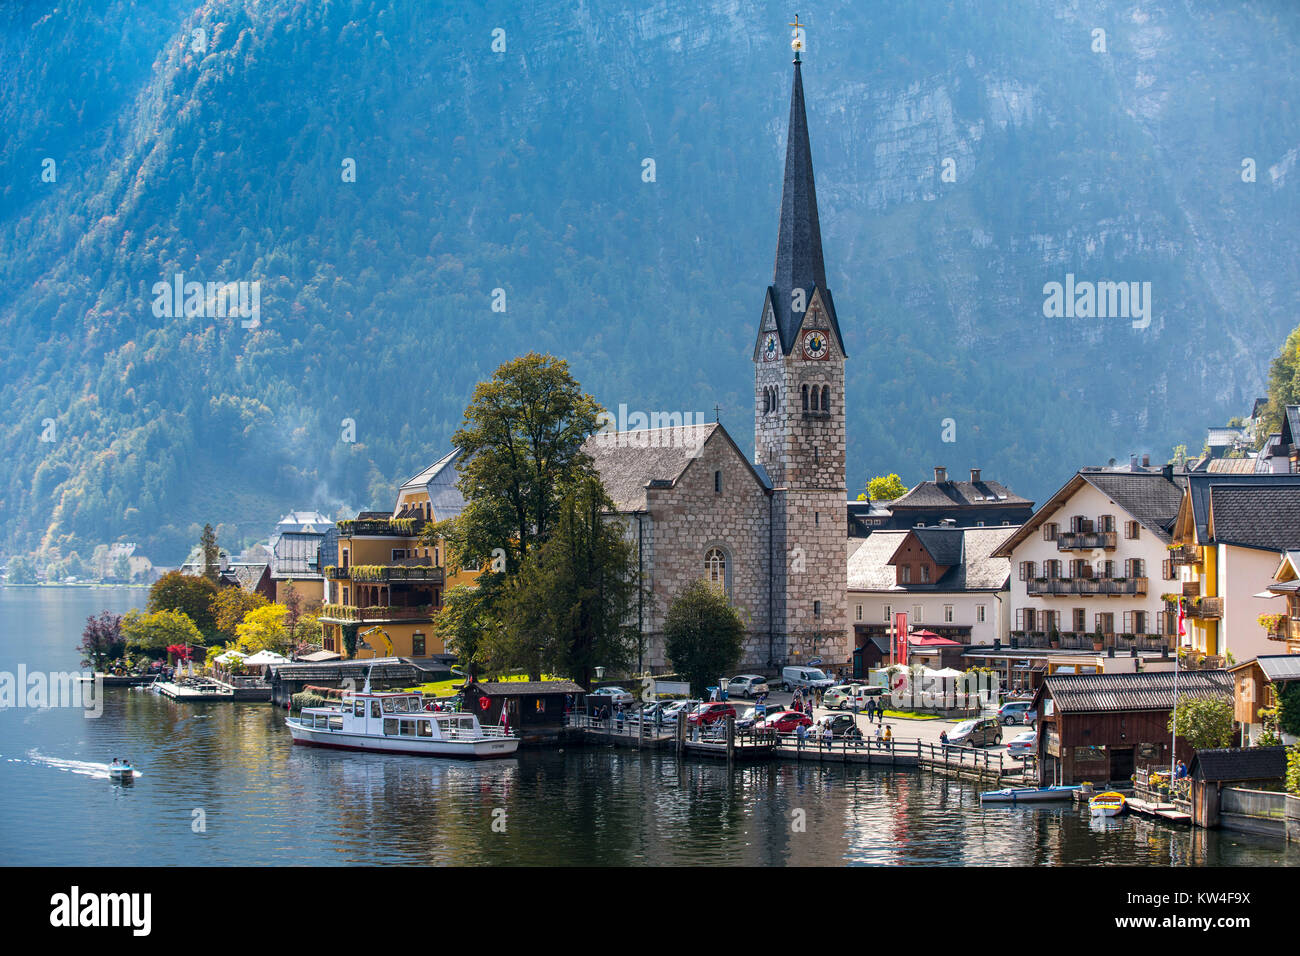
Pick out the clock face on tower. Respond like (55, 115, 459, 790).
(802, 329, 829, 361)
(761, 332, 779, 362)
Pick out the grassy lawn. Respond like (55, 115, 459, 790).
(879, 709, 950, 721)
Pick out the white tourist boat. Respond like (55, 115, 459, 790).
(108, 761, 135, 783)
(285, 682, 518, 759)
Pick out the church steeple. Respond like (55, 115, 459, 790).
(767, 43, 845, 357)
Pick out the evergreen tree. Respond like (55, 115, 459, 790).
(200, 524, 220, 583)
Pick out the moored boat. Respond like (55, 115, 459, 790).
(979, 784, 1080, 804)
(1089, 791, 1127, 817)
(286, 686, 518, 759)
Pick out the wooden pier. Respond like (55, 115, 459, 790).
(156, 678, 270, 702)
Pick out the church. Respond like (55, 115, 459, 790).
(582, 44, 850, 675)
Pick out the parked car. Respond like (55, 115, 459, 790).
(687, 701, 737, 726)
(998, 700, 1036, 725)
(1006, 730, 1037, 757)
(781, 666, 835, 693)
(812, 713, 863, 739)
(658, 699, 701, 722)
(726, 674, 770, 699)
(756, 710, 813, 734)
(947, 717, 1002, 748)
(823, 684, 887, 711)
(592, 686, 634, 706)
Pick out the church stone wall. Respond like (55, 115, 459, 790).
(639, 433, 774, 672)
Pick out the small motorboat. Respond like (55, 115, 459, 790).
(980, 784, 1080, 804)
(1089, 791, 1126, 817)
(108, 762, 135, 783)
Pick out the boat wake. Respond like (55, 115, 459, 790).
(20, 750, 143, 780)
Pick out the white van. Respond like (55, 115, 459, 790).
(781, 666, 835, 693)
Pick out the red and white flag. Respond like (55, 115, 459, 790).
(1177, 599, 1189, 648)
(499, 704, 510, 734)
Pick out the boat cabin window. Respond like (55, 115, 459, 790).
(328, 716, 343, 731)
(382, 698, 396, 714)
(353, 701, 365, 718)
(417, 719, 433, 738)
(371, 700, 381, 718)
(384, 718, 398, 736)
(399, 718, 417, 737)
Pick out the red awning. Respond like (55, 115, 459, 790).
(909, 632, 962, 647)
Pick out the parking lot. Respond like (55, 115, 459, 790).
(716, 687, 1038, 759)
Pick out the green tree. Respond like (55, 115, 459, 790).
(434, 585, 497, 680)
(1168, 694, 1234, 751)
(663, 579, 745, 699)
(200, 523, 220, 583)
(147, 571, 218, 638)
(1170, 444, 1189, 467)
(121, 608, 203, 657)
(1275, 680, 1300, 738)
(867, 473, 908, 501)
(436, 352, 603, 573)
(5, 555, 36, 584)
(112, 554, 131, 582)
(499, 477, 640, 687)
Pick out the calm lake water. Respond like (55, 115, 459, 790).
(1, 586, 1295, 866)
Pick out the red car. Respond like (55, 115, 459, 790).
(756, 710, 813, 734)
(687, 702, 737, 726)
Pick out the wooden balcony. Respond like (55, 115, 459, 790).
(319, 604, 437, 623)
(1025, 576, 1148, 596)
(1267, 617, 1300, 648)
(1163, 596, 1223, 620)
(1056, 531, 1117, 551)
(336, 517, 423, 537)
(1167, 544, 1200, 566)
(324, 564, 444, 585)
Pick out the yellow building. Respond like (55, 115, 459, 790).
(319, 451, 481, 659)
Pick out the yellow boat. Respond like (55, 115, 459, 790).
(1089, 791, 1126, 817)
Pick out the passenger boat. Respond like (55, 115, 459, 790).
(979, 784, 1080, 804)
(285, 681, 518, 759)
(1089, 791, 1127, 817)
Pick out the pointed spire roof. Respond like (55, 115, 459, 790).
(768, 59, 846, 357)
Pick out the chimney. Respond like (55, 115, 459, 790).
(1130, 454, 1139, 471)
(1162, 463, 1173, 481)
(934, 466, 947, 483)
(970, 468, 981, 483)
(1142, 454, 1150, 468)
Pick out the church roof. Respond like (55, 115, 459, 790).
(768, 59, 846, 358)
(583, 423, 769, 512)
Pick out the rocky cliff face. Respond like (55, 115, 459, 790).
(1, 0, 1297, 559)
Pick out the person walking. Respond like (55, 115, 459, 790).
(883, 725, 893, 750)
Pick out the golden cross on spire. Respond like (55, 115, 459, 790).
(789, 13, 807, 60)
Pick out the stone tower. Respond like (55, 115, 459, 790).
(753, 53, 849, 669)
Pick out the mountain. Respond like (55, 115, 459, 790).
(3, 0, 1299, 563)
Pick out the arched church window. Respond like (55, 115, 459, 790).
(704, 547, 727, 593)
(821, 385, 830, 412)
(762, 389, 769, 414)
(801, 385, 809, 411)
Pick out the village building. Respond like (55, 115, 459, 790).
(266, 510, 332, 604)
(991, 465, 1184, 660)
(1261, 550, 1300, 654)
(1033, 669, 1232, 786)
(849, 467, 1033, 535)
(846, 526, 1014, 677)
(1169, 473, 1300, 664)
(1187, 747, 1289, 833)
(1228, 654, 1300, 745)
(319, 451, 481, 660)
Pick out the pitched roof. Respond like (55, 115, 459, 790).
(847, 527, 1013, 592)
(1283, 406, 1300, 449)
(994, 469, 1185, 557)
(583, 423, 768, 512)
(1206, 457, 1257, 474)
(467, 680, 586, 696)
(890, 478, 1031, 510)
(270, 531, 322, 579)
(1188, 747, 1287, 783)
(399, 448, 468, 522)
(1040, 669, 1231, 713)
(1256, 655, 1300, 682)
(768, 60, 845, 358)
(911, 527, 964, 567)
(1184, 474, 1300, 548)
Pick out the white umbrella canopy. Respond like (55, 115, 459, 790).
(214, 650, 246, 665)
(930, 668, 965, 679)
(241, 650, 289, 666)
